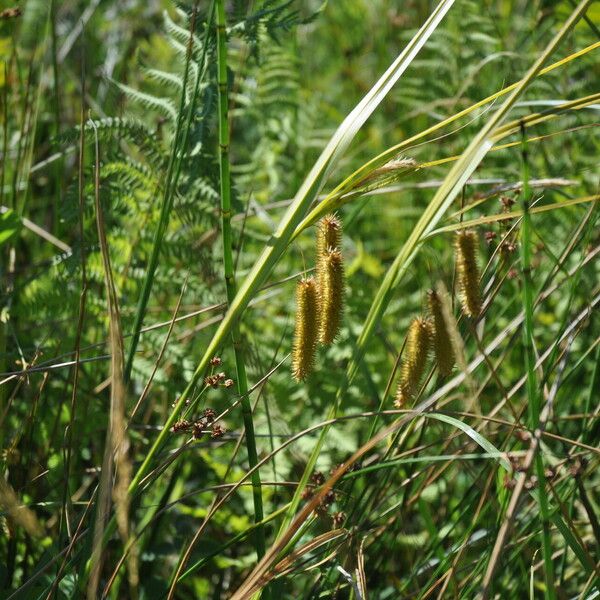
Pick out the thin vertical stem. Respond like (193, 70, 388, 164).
(215, 0, 265, 562)
(58, 42, 88, 556)
(519, 122, 556, 600)
(50, 0, 62, 236)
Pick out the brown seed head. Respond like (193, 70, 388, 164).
(211, 424, 226, 439)
(311, 472, 325, 486)
(427, 289, 455, 377)
(204, 374, 220, 388)
(292, 277, 319, 381)
(318, 248, 345, 345)
(484, 231, 496, 244)
(455, 230, 481, 318)
(500, 196, 516, 211)
(171, 419, 192, 434)
(192, 420, 207, 439)
(202, 408, 216, 423)
(395, 317, 432, 405)
(332, 511, 346, 528)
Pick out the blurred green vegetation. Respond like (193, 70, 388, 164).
(0, 0, 598, 598)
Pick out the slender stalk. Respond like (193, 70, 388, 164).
(58, 48, 88, 553)
(215, 0, 265, 561)
(519, 122, 556, 600)
(50, 0, 62, 236)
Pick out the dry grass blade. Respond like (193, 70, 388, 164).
(268, 529, 348, 580)
(427, 194, 600, 237)
(86, 121, 136, 600)
(230, 418, 408, 599)
(356, 538, 369, 600)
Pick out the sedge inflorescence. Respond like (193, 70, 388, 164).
(455, 230, 481, 318)
(292, 277, 319, 381)
(291, 214, 345, 380)
(318, 247, 344, 345)
(395, 316, 432, 407)
(316, 214, 344, 345)
(427, 289, 455, 377)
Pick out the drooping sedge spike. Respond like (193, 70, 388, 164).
(318, 248, 344, 345)
(427, 289, 455, 376)
(395, 316, 432, 407)
(292, 277, 319, 381)
(455, 230, 481, 318)
(315, 214, 344, 344)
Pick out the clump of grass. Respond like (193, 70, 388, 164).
(395, 316, 432, 407)
(427, 288, 455, 376)
(5, 2, 599, 598)
(318, 248, 345, 345)
(292, 277, 319, 380)
(455, 230, 481, 318)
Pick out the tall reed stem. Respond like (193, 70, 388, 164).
(215, 0, 265, 561)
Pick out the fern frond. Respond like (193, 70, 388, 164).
(143, 68, 184, 92)
(163, 10, 205, 62)
(110, 79, 178, 122)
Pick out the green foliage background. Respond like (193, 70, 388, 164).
(0, 0, 598, 598)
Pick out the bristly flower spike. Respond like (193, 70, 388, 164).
(455, 230, 481, 318)
(395, 316, 431, 407)
(315, 214, 344, 344)
(318, 248, 344, 345)
(316, 214, 341, 258)
(427, 289, 455, 377)
(292, 277, 319, 381)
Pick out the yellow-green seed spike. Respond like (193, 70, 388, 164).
(316, 214, 342, 258)
(455, 230, 481, 318)
(316, 214, 342, 336)
(318, 248, 344, 345)
(292, 277, 319, 381)
(427, 289, 455, 376)
(395, 317, 431, 407)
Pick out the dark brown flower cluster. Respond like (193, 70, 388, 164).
(170, 408, 223, 440)
(204, 359, 235, 389)
(204, 372, 227, 387)
(300, 471, 343, 527)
